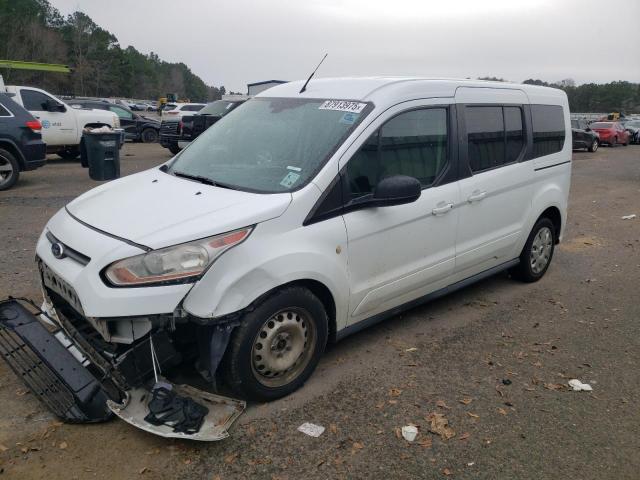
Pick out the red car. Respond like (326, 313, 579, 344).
(589, 121, 630, 146)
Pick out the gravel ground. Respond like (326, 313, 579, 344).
(0, 142, 639, 479)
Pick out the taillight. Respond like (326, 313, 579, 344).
(25, 120, 42, 132)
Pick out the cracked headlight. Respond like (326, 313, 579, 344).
(104, 227, 252, 287)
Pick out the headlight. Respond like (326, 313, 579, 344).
(104, 227, 252, 287)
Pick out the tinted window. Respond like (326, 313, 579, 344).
(0, 103, 11, 117)
(110, 106, 133, 119)
(21, 89, 54, 111)
(346, 108, 448, 199)
(466, 106, 505, 172)
(181, 105, 204, 111)
(531, 105, 565, 157)
(504, 107, 524, 163)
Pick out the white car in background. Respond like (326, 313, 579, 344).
(161, 102, 206, 119)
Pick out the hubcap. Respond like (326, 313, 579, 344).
(251, 308, 316, 388)
(0, 154, 14, 187)
(530, 226, 553, 274)
(592, 140, 598, 151)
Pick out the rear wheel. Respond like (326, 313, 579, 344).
(222, 287, 328, 402)
(510, 217, 556, 283)
(588, 138, 599, 152)
(57, 147, 79, 160)
(141, 128, 158, 143)
(0, 148, 19, 191)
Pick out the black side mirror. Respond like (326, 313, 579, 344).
(45, 99, 65, 112)
(372, 175, 421, 207)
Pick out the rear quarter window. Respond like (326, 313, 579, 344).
(531, 105, 565, 158)
(0, 103, 12, 117)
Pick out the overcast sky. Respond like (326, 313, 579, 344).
(50, 0, 639, 92)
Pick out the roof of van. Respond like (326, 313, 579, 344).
(257, 77, 567, 106)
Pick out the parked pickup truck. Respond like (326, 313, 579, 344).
(1, 80, 119, 160)
(178, 98, 247, 149)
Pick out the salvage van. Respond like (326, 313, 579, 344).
(0, 77, 571, 440)
(0, 79, 119, 159)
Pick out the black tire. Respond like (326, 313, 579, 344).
(588, 138, 598, 152)
(57, 147, 79, 160)
(141, 128, 158, 143)
(168, 144, 181, 155)
(510, 217, 556, 283)
(222, 286, 328, 402)
(0, 148, 20, 191)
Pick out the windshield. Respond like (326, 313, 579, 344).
(590, 122, 613, 129)
(199, 100, 239, 116)
(168, 97, 371, 193)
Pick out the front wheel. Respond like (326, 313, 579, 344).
(141, 128, 158, 143)
(222, 287, 328, 402)
(510, 218, 556, 283)
(0, 148, 20, 191)
(588, 138, 599, 152)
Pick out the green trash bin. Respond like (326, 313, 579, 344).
(81, 130, 121, 181)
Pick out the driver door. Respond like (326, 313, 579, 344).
(20, 88, 76, 145)
(340, 101, 460, 324)
(109, 105, 137, 140)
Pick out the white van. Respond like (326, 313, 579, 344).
(33, 77, 570, 428)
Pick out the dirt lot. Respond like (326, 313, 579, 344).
(0, 143, 639, 479)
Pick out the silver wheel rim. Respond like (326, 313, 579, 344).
(0, 154, 14, 187)
(530, 226, 553, 274)
(251, 308, 316, 388)
(592, 140, 598, 151)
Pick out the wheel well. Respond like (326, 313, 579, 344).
(0, 141, 24, 170)
(539, 207, 561, 243)
(278, 279, 337, 343)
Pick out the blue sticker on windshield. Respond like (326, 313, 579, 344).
(339, 112, 358, 125)
(280, 171, 300, 188)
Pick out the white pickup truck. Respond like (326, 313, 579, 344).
(1, 81, 119, 159)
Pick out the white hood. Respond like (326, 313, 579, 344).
(66, 168, 292, 249)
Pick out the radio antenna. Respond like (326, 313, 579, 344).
(299, 53, 328, 94)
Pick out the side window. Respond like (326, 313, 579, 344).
(466, 106, 504, 172)
(346, 108, 448, 199)
(531, 105, 565, 158)
(504, 107, 524, 163)
(21, 90, 53, 112)
(110, 106, 133, 119)
(0, 103, 11, 117)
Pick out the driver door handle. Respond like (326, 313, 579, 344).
(432, 202, 454, 216)
(467, 190, 487, 203)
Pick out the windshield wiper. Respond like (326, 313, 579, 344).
(172, 171, 238, 190)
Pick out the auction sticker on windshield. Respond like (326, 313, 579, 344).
(319, 100, 367, 113)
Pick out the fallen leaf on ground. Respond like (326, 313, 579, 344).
(459, 398, 473, 405)
(443, 467, 453, 476)
(467, 412, 480, 419)
(427, 412, 455, 440)
(459, 432, 471, 441)
(139, 467, 148, 475)
(329, 424, 337, 434)
(497, 408, 508, 416)
(58, 441, 68, 450)
(224, 452, 239, 464)
(417, 437, 432, 448)
(405, 347, 418, 352)
(436, 400, 451, 409)
(389, 388, 403, 397)
(0, 444, 8, 452)
(352, 442, 364, 450)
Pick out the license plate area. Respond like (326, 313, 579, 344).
(38, 258, 85, 315)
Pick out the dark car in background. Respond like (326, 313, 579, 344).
(571, 119, 599, 152)
(69, 100, 160, 143)
(0, 92, 46, 190)
(589, 121, 630, 147)
(178, 99, 247, 149)
(623, 119, 640, 144)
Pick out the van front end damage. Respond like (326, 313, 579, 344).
(0, 297, 245, 441)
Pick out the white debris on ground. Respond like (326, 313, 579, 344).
(621, 214, 636, 220)
(401, 425, 418, 442)
(568, 379, 593, 391)
(297, 422, 325, 437)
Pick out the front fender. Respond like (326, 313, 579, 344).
(182, 218, 350, 331)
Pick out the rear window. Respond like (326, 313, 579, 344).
(590, 122, 613, 129)
(0, 103, 11, 117)
(531, 105, 565, 158)
(181, 105, 205, 111)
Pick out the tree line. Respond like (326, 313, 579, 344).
(0, 0, 224, 101)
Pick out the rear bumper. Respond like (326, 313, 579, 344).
(21, 140, 47, 171)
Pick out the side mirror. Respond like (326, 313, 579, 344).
(372, 175, 421, 207)
(45, 99, 65, 112)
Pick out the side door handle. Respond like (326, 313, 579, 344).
(432, 202, 454, 216)
(467, 190, 487, 203)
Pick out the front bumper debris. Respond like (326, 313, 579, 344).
(0, 298, 245, 440)
(0, 299, 112, 422)
(108, 384, 245, 441)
